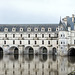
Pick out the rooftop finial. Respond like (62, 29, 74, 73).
(59, 16, 62, 25)
(60, 16, 61, 21)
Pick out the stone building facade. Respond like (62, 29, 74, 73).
(0, 14, 75, 55)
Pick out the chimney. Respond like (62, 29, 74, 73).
(72, 14, 74, 23)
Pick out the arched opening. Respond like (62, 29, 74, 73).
(9, 46, 19, 55)
(25, 46, 34, 54)
(52, 47, 57, 55)
(39, 46, 47, 54)
(68, 48, 75, 56)
(0, 47, 3, 60)
(0, 47, 3, 55)
(14, 48, 18, 55)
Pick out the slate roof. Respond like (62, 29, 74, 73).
(0, 24, 58, 32)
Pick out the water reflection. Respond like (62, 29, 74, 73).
(39, 54, 47, 62)
(0, 55, 75, 75)
(14, 54, 19, 60)
(68, 56, 75, 64)
(9, 54, 19, 61)
(23, 54, 34, 62)
(52, 55, 57, 61)
(0, 54, 3, 60)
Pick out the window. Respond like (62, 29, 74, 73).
(41, 27, 45, 31)
(35, 41, 37, 44)
(12, 28, 16, 32)
(13, 34, 15, 38)
(34, 28, 38, 31)
(48, 41, 50, 44)
(20, 41, 22, 44)
(42, 40, 44, 44)
(5, 34, 7, 38)
(48, 28, 51, 31)
(61, 42, 62, 44)
(42, 34, 44, 38)
(27, 27, 31, 31)
(61, 34, 62, 37)
(57, 40, 58, 44)
(49, 34, 50, 37)
(28, 34, 30, 38)
(20, 28, 23, 32)
(4, 41, 6, 44)
(21, 34, 22, 37)
(4, 28, 8, 32)
(13, 40, 15, 44)
(35, 34, 37, 37)
(28, 40, 30, 44)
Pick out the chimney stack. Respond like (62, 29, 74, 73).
(72, 14, 74, 23)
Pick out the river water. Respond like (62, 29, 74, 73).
(0, 54, 75, 75)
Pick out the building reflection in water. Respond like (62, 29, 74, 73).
(39, 54, 47, 62)
(68, 56, 75, 64)
(0, 53, 3, 60)
(0, 55, 75, 75)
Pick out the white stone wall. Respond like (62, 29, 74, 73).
(0, 32, 58, 54)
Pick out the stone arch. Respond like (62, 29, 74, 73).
(52, 47, 57, 55)
(9, 46, 19, 55)
(0, 47, 3, 55)
(39, 46, 47, 54)
(0, 47, 3, 60)
(24, 46, 34, 54)
(68, 48, 75, 56)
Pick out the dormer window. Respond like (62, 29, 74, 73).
(41, 27, 45, 31)
(34, 28, 38, 31)
(27, 27, 31, 32)
(48, 28, 51, 31)
(20, 28, 23, 32)
(4, 28, 8, 32)
(56, 28, 59, 31)
(12, 28, 16, 32)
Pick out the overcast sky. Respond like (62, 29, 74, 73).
(0, 0, 75, 24)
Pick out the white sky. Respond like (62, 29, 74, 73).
(0, 0, 75, 24)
